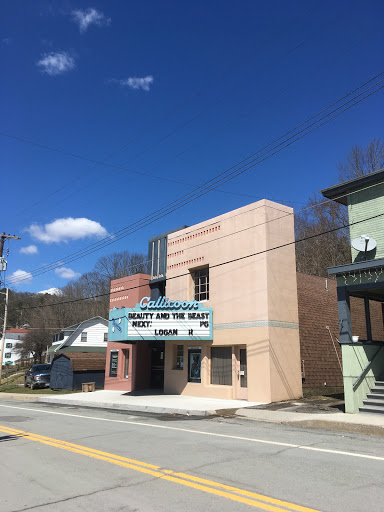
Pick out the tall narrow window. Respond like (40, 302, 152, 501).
(192, 267, 209, 301)
(81, 332, 87, 342)
(211, 347, 232, 385)
(123, 350, 129, 379)
(175, 345, 184, 369)
(103, 332, 108, 342)
(109, 351, 118, 377)
(151, 241, 155, 278)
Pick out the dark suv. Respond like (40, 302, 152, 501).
(24, 364, 51, 389)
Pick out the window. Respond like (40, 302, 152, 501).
(81, 332, 87, 342)
(109, 351, 119, 377)
(104, 332, 108, 342)
(123, 350, 129, 379)
(5, 343, 12, 349)
(5, 353, 11, 359)
(192, 267, 209, 301)
(59, 332, 64, 341)
(175, 345, 184, 369)
(211, 347, 232, 385)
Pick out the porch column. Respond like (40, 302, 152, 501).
(364, 297, 372, 341)
(337, 286, 352, 343)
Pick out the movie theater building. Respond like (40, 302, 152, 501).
(106, 199, 303, 403)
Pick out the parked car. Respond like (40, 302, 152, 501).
(24, 364, 51, 389)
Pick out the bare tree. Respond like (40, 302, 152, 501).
(295, 193, 350, 277)
(16, 328, 52, 364)
(296, 138, 384, 276)
(7, 250, 148, 332)
(337, 138, 384, 182)
(93, 251, 150, 280)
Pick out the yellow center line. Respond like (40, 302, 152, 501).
(0, 424, 159, 469)
(0, 424, 322, 512)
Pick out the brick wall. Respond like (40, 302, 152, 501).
(297, 273, 384, 388)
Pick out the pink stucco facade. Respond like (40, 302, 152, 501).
(105, 200, 302, 403)
(164, 199, 302, 402)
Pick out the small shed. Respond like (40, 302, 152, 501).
(50, 353, 106, 390)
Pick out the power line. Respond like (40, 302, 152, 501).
(5, 75, 384, 284)
(8, 208, 384, 313)
(116, 6, 350, 166)
(22, 9, 369, 224)
(12, 3, 320, 219)
(9, 12, 368, 225)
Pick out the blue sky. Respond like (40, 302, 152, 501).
(1, 0, 383, 294)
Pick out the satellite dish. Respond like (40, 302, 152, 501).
(351, 235, 377, 252)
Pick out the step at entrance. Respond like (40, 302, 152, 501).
(360, 378, 384, 415)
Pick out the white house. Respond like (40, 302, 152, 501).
(1, 328, 30, 366)
(47, 317, 108, 363)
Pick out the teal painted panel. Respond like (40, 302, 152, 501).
(108, 308, 129, 342)
(342, 344, 384, 413)
(336, 266, 384, 287)
(214, 320, 299, 330)
(109, 302, 213, 341)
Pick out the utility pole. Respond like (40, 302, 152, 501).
(0, 232, 21, 380)
(0, 288, 9, 383)
(0, 232, 21, 258)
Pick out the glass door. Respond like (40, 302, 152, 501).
(235, 346, 248, 399)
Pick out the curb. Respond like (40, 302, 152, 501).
(0, 393, 51, 402)
(37, 397, 217, 416)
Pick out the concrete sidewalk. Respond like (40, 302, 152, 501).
(235, 406, 384, 434)
(37, 390, 263, 416)
(3, 390, 384, 435)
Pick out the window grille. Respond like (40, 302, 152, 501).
(193, 267, 209, 301)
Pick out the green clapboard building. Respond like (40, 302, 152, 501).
(321, 169, 384, 413)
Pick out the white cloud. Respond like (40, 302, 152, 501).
(9, 270, 33, 284)
(72, 8, 111, 33)
(26, 217, 108, 244)
(20, 245, 38, 255)
(38, 287, 63, 296)
(55, 267, 81, 279)
(37, 51, 76, 76)
(119, 76, 154, 91)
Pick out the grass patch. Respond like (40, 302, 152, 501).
(0, 373, 25, 387)
(0, 374, 83, 394)
(0, 385, 77, 394)
(303, 386, 344, 400)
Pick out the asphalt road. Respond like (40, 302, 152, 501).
(0, 400, 383, 512)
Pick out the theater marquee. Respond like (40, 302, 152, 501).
(109, 296, 213, 342)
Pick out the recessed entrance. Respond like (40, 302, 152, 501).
(150, 342, 165, 389)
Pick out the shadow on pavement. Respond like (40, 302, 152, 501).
(0, 434, 20, 442)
